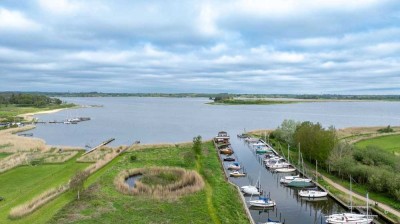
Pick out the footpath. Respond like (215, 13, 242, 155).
(321, 175, 400, 219)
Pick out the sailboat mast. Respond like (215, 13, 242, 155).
(366, 193, 369, 219)
(287, 144, 290, 163)
(350, 175, 353, 213)
(316, 160, 318, 182)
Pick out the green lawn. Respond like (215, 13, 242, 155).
(355, 134, 400, 154)
(0, 153, 89, 224)
(49, 142, 249, 224)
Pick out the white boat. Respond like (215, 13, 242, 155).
(279, 175, 300, 183)
(286, 178, 314, 187)
(266, 161, 290, 169)
(299, 189, 328, 198)
(252, 142, 266, 147)
(326, 179, 375, 224)
(326, 213, 373, 224)
(249, 196, 276, 208)
(274, 167, 296, 173)
(227, 162, 241, 170)
(229, 171, 246, 177)
(245, 137, 260, 142)
(241, 185, 261, 195)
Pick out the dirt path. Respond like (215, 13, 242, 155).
(321, 175, 400, 218)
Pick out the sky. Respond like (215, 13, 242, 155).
(0, 0, 400, 94)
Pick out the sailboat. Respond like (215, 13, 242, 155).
(241, 172, 261, 195)
(326, 177, 374, 224)
(248, 196, 276, 208)
(260, 218, 283, 224)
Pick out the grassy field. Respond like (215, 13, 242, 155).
(49, 142, 249, 224)
(355, 134, 400, 154)
(0, 153, 89, 224)
(0, 104, 74, 121)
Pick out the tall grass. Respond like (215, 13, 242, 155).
(0, 153, 29, 173)
(114, 167, 204, 199)
(9, 184, 68, 219)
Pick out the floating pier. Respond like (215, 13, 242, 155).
(83, 138, 115, 156)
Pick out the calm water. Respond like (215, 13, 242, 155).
(26, 97, 399, 224)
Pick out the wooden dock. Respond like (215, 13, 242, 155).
(83, 138, 115, 156)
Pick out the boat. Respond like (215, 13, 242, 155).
(274, 167, 296, 173)
(279, 175, 300, 183)
(252, 142, 266, 147)
(260, 218, 283, 224)
(299, 189, 328, 198)
(248, 196, 276, 208)
(286, 178, 314, 188)
(237, 133, 249, 138)
(245, 137, 259, 143)
(229, 171, 246, 177)
(256, 147, 272, 154)
(220, 148, 234, 155)
(214, 131, 230, 144)
(326, 179, 375, 223)
(326, 213, 373, 224)
(227, 162, 241, 170)
(241, 185, 261, 195)
(223, 157, 235, 162)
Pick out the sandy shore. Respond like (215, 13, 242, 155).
(19, 108, 69, 122)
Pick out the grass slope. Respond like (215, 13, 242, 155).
(0, 154, 89, 224)
(355, 134, 400, 154)
(50, 142, 249, 224)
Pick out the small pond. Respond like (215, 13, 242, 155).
(125, 175, 143, 188)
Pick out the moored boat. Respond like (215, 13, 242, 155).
(260, 218, 283, 224)
(299, 189, 328, 198)
(227, 162, 241, 170)
(229, 171, 246, 177)
(286, 178, 314, 188)
(279, 175, 299, 183)
(223, 157, 235, 162)
(248, 196, 276, 208)
(241, 185, 261, 195)
(274, 167, 296, 173)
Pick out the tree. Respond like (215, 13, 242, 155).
(273, 119, 300, 145)
(294, 121, 337, 168)
(192, 135, 202, 156)
(70, 170, 90, 200)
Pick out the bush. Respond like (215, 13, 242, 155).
(377, 125, 393, 133)
(130, 155, 137, 162)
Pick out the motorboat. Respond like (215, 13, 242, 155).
(248, 196, 276, 208)
(223, 157, 235, 162)
(220, 148, 233, 155)
(299, 189, 328, 198)
(229, 171, 246, 177)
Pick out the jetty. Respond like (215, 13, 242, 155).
(83, 138, 115, 156)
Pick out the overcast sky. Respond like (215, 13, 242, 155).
(1, 0, 399, 94)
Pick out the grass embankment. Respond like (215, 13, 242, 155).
(50, 142, 249, 224)
(355, 134, 400, 154)
(0, 153, 89, 224)
(209, 98, 298, 105)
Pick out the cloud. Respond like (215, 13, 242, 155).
(0, 8, 40, 31)
(0, 0, 399, 94)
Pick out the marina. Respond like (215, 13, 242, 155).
(214, 131, 392, 224)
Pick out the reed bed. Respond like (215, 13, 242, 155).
(0, 125, 48, 153)
(114, 167, 204, 199)
(0, 152, 29, 173)
(84, 147, 124, 174)
(9, 184, 68, 219)
(42, 151, 79, 163)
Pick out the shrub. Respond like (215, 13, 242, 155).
(129, 155, 137, 162)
